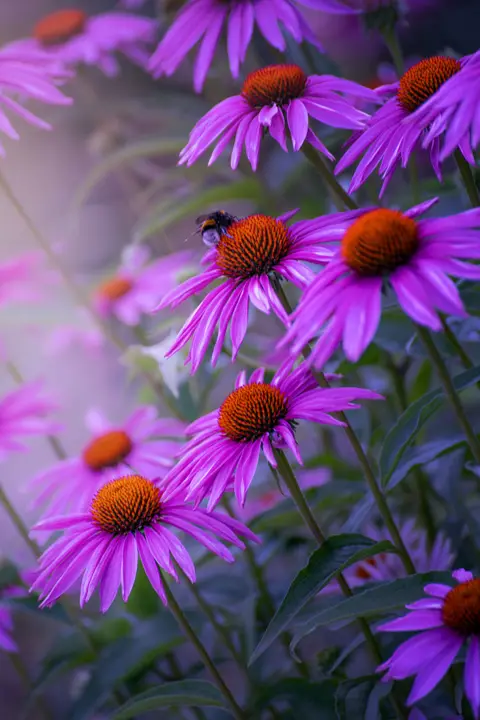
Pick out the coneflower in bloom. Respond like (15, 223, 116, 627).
(12, 9, 157, 76)
(378, 569, 480, 718)
(0, 382, 60, 462)
(335, 55, 475, 195)
(94, 246, 194, 326)
(30, 474, 258, 611)
(179, 64, 377, 170)
(29, 407, 185, 525)
(0, 46, 71, 153)
(282, 199, 480, 368)
(162, 365, 382, 509)
(149, 1, 323, 93)
(155, 211, 334, 372)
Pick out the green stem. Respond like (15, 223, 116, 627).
(0, 171, 181, 420)
(454, 149, 480, 207)
(301, 143, 358, 211)
(416, 324, 480, 464)
(381, 26, 404, 76)
(440, 316, 476, 371)
(165, 654, 207, 720)
(274, 283, 416, 575)
(162, 578, 247, 720)
(12, 653, 53, 720)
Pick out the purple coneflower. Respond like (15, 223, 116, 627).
(335, 56, 475, 195)
(0, 46, 71, 153)
(94, 246, 194, 326)
(0, 607, 16, 653)
(155, 211, 334, 372)
(29, 407, 185, 525)
(12, 9, 157, 76)
(0, 382, 59, 462)
(378, 569, 480, 718)
(163, 365, 382, 509)
(179, 64, 377, 170)
(282, 199, 480, 368)
(149, 1, 324, 93)
(30, 474, 258, 610)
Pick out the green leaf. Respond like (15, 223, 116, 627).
(112, 680, 226, 719)
(73, 138, 185, 209)
(290, 571, 452, 651)
(380, 364, 480, 486)
(386, 436, 465, 491)
(249, 534, 398, 665)
(252, 678, 337, 718)
(134, 178, 262, 241)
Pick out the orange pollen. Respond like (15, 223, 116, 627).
(219, 383, 288, 442)
(82, 430, 133, 472)
(242, 65, 307, 108)
(216, 214, 291, 279)
(91, 475, 162, 535)
(397, 56, 462, 113)
(98, 276, 133, 302)
(442, 579, 480, 636)
(341, 208, 419, 277)
(33, 9, 87, 46)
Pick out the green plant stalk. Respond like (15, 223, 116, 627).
(12, 653, 53, 720)
(301, 143, 358, 211)
(272, 451, 407, 719)
(380, 25, 404, 76)
(454, 149, 480, 207)
(161, 577, 247, 720)
(274, 283, 416, 574)
(0, 171, 181, 420)
(439, 316, 478, 372)
(416, 324, 480, 464)
(165, 654, 208, 720)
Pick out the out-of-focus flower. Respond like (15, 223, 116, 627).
(29, 407, 185, 525)
(30, 474, 259, 611)
(179, 65, 377, 169)
(282, 199, 480, 368)
(139, 331, 189, 399)
(94, 246, 194, 326)
(12, 9, 157, 76)
(378, 569, 480, 718)
(415, 50, 480, 163)
(0, 254, 48, 307)
(163, 365, 382, 509)
(149, 0, 324, 93)
(0, 606, 16, 653)
(155, 211, 334, 372)
(340, 520, 453, 590)
(0, 49, 71, 154)
(0, 382, 60, 462)
(336, 56, 475, 196)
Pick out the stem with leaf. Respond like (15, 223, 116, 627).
(301, 143, 358, 211)
(454, 149, 480, 208)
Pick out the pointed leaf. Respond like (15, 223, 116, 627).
(249, 534, 398, 665)
(112, 680, 226, 719)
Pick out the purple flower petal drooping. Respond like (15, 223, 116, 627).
(30, 474, 258, 611)
(282, 200, 480, 369)
(162, 365, 382, 510)
(179, 64, 378, 168)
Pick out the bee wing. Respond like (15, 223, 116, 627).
(195, 214, 209, 225)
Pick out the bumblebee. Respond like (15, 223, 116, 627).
(196, 210, 237, 247)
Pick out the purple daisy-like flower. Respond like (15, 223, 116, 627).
(155, 211, 334, 372)
(335, 55, 475, 196)
(30, 474, 258, 611)
(29, 407, 185, 526)
(282, 199, 480, 368)
(149, 0, 325, 92)
(0, 382, 60, 462)
(378, 569, 480, 718)
(162, 364, 382, 510)
(12, 9, 157, 77)
(0, 45, 71, 153)
(94, 246, 194, 326)
(0, 606, 16, 653)
(179, 64, 377, 170)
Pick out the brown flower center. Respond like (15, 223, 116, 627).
(242, 65, 307, 108)
(91, 475, 162, 535)
(397, 56, 462, 113)
(82, 430, 133, 471)
(341, 209, 419, 276)
(219, 383, 288, 442)
(33, 9, 87, 46)
(442, 579, 480, 636)
(97, 277, 133, 302)
(216, 215, 291, 279)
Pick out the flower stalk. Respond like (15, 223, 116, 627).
(301, 143, 358, 211)
(454, 149, 480, 208)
